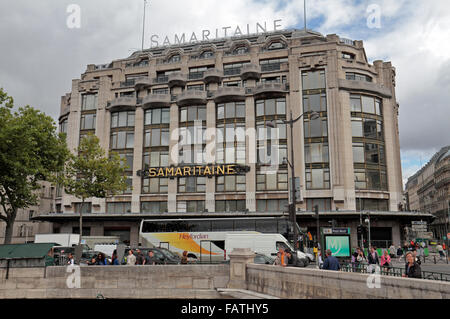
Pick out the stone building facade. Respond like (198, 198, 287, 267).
(405, 146, 450, 240)
(35, 29, 408, 247)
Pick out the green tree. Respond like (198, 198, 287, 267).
(0, 88, 68, 244)
(58, 132, 128, 245)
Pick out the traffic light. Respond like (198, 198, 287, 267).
(357, 224, 363, 235)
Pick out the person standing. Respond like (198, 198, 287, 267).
(126, 249, 136, 265)
(181, 251, 189, 264)
(278, 247, 287, 267)
(67, 253, 75, 265)
(380, 250, 391, 273)
(110, 250, 120, 265)
(397, 245, 404, 262)
(351, 247, 361, 272)
(389, 244, 396, 259)
(144, 250, 157, 265)
(402, 251, 422, 278)
(367, 246, 379, 273)
(322, 249, 340, 271)
(135, 249, 145, 265)
(436, 243, 445, 260)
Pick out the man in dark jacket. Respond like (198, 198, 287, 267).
(367, 246, 379, 265)
(403, 251, 422, 278)
(322, 249, 340, 271)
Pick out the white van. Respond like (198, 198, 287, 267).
(34, 233, 79, 247)
(224, 233, 309, 266)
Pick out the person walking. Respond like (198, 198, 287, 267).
(380, 250, 391, 273)
(322, 249, 340, 271)
(126, 249, 136, 265)
(402, 251, 422, 278)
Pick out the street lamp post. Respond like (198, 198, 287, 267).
(267, 110, 319, 252)
(365, 213, 371, 248)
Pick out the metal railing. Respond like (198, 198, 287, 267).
(340, 262, 450, 282)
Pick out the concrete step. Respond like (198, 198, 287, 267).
(216, 288, 279, 299)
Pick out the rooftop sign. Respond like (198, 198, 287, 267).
(150, 19, 283, 48)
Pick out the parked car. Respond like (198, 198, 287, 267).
(122, 247, 181, 265)
(254, 253, 274, 265)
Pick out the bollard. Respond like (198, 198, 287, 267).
(434, 255, 436, 264)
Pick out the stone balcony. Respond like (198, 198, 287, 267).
(240, 64, 261, 80)
(134, 77, 151, 90)
(253, 83, 288, 97)
(107, 97, 136, 111)
(177, 90, 207, 106)
(203, 68, 222, 84)
(338, 79, 392, 98)
(168, 72, 187, 88)
(142, 93, 171, 108)
(213, 87, 246, 103)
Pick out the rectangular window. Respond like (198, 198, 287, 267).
(215, 200, 246, 212)
(256, 199, 288, 212)
(81, 113, 96, 130)
(106, 202, 131, 214)
(301, 70, 326, 90)
(142, 177, 168, 193)
(178, 176, 206, 193)
(256, 171, 288, 191)
(306, 198, 332, 211)
(110, 131, 134, 149)
(306, 168, 330, 190)
(111, 111, 135, 128)
(141, 201, 168, 213)
(145, 108, 170, 125)
(81, 94, 98, 111)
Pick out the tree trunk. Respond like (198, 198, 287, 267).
(3, 219, 14, 245)
(3, 208, 17, 245)
(79, 197, 84, 245)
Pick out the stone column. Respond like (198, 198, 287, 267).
(245, 94, 256, 212)
(205, 93, 217, 212)
(131, 106, 144, 213)
(227, 248, 255, 290)
(168, 88, 181, 212)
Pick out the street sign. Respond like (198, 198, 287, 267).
(332, 228, 350, 234)
(447, 233, 450, 238)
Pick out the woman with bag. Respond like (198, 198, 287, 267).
(380, 250, 391, 273)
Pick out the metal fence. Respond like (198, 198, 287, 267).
(340, 262, 450, 282)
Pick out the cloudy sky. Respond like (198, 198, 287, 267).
(0, 0, 449, 187)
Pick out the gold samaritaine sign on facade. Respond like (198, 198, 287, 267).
(138, 164, 250, 178)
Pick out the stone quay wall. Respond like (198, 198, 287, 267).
(245, 263, 450, 299)
(0, 265, 229, 299)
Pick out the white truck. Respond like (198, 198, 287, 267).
(224, 233, 309, 266)
(34, 233, 80, 247)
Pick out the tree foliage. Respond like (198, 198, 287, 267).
(59, 133, 129, 201)
(0, 88, 69, 243)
